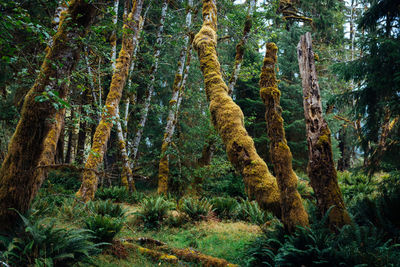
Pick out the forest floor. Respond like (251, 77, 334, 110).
(84, 203, 261, 266)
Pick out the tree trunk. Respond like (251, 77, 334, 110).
(76, 90, 89, 165)
(110, 0, 120, 70)
(297, 32, 351, 229)
(0, 0, 100, 231)
(55, 122, 65, 164)
(260, 42, 309, 232)
(157, 0, 194, 194)
(193, 0, 280, 215)
(116, 107, 135, 190)
(76, 0, 144, 202)
(131, 0, 169, 162)
(337, 127, 350, 171)
(227, 0, 255, 96)
(65, 109, 75, 164)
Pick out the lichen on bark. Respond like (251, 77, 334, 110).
(76, 0, 144, 202)
(193, 0, 280, 215)
(260, 42, 309, 232)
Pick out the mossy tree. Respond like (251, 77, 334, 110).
(76, 0, 144, 202)
(0, 0, 101, 232)
(260, 42, 309, 232)
(193, 0, 281, 215)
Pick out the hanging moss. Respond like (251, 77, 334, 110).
(259, 43, 309, 232)
(193, 0, 280, 215)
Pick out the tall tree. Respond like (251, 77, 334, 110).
(193, 0, 280, 215)
(157, 0, 194, 194)
(0, 0, 100, 231)
(260, 42, 309, 232)
(77, 0, 144, 202)
(131, 0, 169, 162)
(297, 32, 351, 229)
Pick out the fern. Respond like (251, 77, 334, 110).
(136, 196, 175, 229)
(95, 186, 130, 202)
(181, 198, 212, 221)
(211, 197, 239, 219)
(87, 200, 127, 219)
(0, 213, 100, 266)
(84, 215, 124, 244)
(237, 199, 273, 225)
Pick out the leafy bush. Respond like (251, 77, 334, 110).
(88, 200, 127, 219)
(202, 172, 246, 198)
(211, 197, 239, 219)
(0, 213, 100, 266)
(181, 198, 213, 221)
(84, 215, 124, 244)
(136, 196, 175, 229)
(45, 167, 81, 191)
(237, 199, 272, 225)
(95, 186, 130, 202)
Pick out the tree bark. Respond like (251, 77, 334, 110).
(227, 0, 255, 96)
(297, 32, 351, 229)
(76, 0, 144, 202)
(131, 0, 169, 162)
(193, 0, 280, 215)
(260, 43, 309, 232)
(0, 0, 100, 231)
(157, 0, 194, 194)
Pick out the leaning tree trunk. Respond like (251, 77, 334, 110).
(297, 32, 351, 229)
(76, 0, 144, 202)
(227, 0, 255, 96)
(157, 0, 194, 194)
(193, 0, 280, 215)
(0, 0, 100, 231)
(110, 0, 120, 70)
(131, 0, 169, 162)
(260, 42, 309, 232)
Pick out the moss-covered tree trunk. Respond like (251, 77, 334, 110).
(116, 107, 135, 190)
(131, 0, 169, 162)
(193, 0, 280, 215)
(76, 0, 144, 202)
(0, 0, 100, 231)
(260, 42, 309, 232)
(227, 0, 255, 96)
(157, 0, 194, 194)
(297, 32, 351, 229)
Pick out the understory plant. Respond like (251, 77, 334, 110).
(181, 197, 213, 221)
(136, 196, 175, 229)
(211, 197, 239, 219)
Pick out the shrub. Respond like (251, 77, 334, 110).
(211, 197, 239, 219)
(84, 215, 124, 244)
(237, 199, 272, 225)
(136, 196, 175, 229)
(95, 186, 130, 202)
(45, 167, 81, 191)
(0, 213, 100, 266)
(202, 172, 246, 198)
(87, 200, 127, 219)
(181, 198, 213, 221)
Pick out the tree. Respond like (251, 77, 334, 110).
(260, 42, 309, 231)
(297, 32, 351, 229)
(76, 0, 144, 202)
(193, 0, 280, 215)
(0, 0, 100, 232)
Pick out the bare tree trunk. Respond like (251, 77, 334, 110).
(0, 0, 100, 231)
(193, 0, 280, 215)
(131, 0, 169, 162)
(110, 0, 120, 70)
(76, 0, 144, 202)
(157, 0, 194, 194)
(260, 42, 309, 232)
(297, 32, 351, 229)
(76, 90, 89, 165)
(227, 0, 255, 96)
(55, 121, 65, 164)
